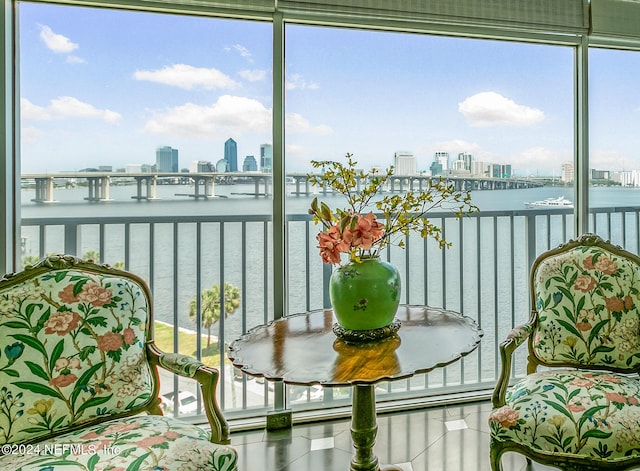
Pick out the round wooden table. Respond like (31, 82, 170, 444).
(227, 305, 483, 471)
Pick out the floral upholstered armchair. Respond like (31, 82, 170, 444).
(489, 234, 640, 471)
(0, 254, 237, 471)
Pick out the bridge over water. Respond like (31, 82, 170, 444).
(21, 172, 543, 203)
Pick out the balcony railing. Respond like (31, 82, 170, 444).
(18, 205, 640, 422)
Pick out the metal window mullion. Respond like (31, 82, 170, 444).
(458, 218, 466, 384)
(219, 222, 226, 407)
(476, 215, 482, 382)
(575, 35, 589, 236)
(493, 215, 499, 379)
(196, 222, 202, 361)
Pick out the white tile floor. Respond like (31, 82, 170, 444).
(229, 400, 559, 471)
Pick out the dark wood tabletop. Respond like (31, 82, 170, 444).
(227, 305, 483, 386)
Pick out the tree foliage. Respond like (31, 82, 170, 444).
(188, 282, 240, 348)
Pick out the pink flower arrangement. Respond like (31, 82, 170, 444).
(308, 153, 477, 265)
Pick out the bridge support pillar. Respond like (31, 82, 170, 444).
(32, 177, 55, 203)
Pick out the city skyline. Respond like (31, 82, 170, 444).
(17, 4, 640, 178)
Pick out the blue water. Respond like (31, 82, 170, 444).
(20, 183, 639, 218)
(18, 184, 640, 351)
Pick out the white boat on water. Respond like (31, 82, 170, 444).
(525, 196, 574, 208)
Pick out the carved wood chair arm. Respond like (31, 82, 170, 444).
(146, 342, 230, 445)
(492, 315, 536, 408)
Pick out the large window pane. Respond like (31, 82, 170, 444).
(284, 25, 573, 404)
(19, 3, 273, 414)
(589, 48, 640, 252)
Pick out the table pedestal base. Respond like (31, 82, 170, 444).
(351, 384, 403, 471)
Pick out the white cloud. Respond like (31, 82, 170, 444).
(459, 92, 544, 127)
(233, 44, 253, 60)
(143, 95, 271, 138)
(286, 113, 332, 135)
(21, 96, 121, 124)
(133, 64, 239, 90)
(286, 74, 319, 91)
(39, 25, 78, 54)
(143, 95, 331, 140)
(21, 98, 51, 120)
(238, 69, 267, 82)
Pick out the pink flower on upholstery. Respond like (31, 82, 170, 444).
(49, 373, 78, 388)
(104, 422, 140, 435)
(574, 275, 596, 293)
(136, 435, 167, 448)
(567, 403, 586, 413)
(570, 378, 595, 388)
(606, 296, 625, 313)
(78, 283, 112, 306)
(608, 393, 638, 406)
(44, 311, 81, 336)
(601, 374, 622, 383)
(123, 327, 136, 345)
(164, 431, 180, 440)
(54, 357, 81, 372)
(317, 225, 349, 264)
(576, 322, 592, 332)
(605, 393, 638, 405)
(97, 332, 123, 352)
(583, 256, 595, 270)
(594, 256, 618, 275)
(80, 431, 101, 439)
(58, 284, 79, 304)
(489, 406, 519, 428)
(624, 295, 634, 310)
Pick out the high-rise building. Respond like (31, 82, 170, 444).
(562, 161, 574, 183)
(156, 146, 179, 172)
(429, 161, 443, 176)
(393, 151, 416, 175)
(260, 144, 273, 173)
(435, 152, 449, 171)
(243, 155, 258, 172)
(216, 158, 228, 172)
(458, 152, 473, 171)
(224, 138, 238, 172)
(190, 160, 212, 173)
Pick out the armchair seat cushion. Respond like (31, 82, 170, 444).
(489, 369, 640, 464)
(0, 414, 238, 471)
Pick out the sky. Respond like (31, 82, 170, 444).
(17, 3, 640, 176)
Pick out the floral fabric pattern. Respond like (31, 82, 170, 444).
(489, 369, 640, 462)
(0, 414, 237, 471)
(532, 245, 640, 369)
(490, 237, 640, 468)
(0, 261, 238, 470)
(0, 268, 153, 444)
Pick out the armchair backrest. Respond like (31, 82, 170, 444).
(530, 234, 640, 371)
(0, 255, 157, 445)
